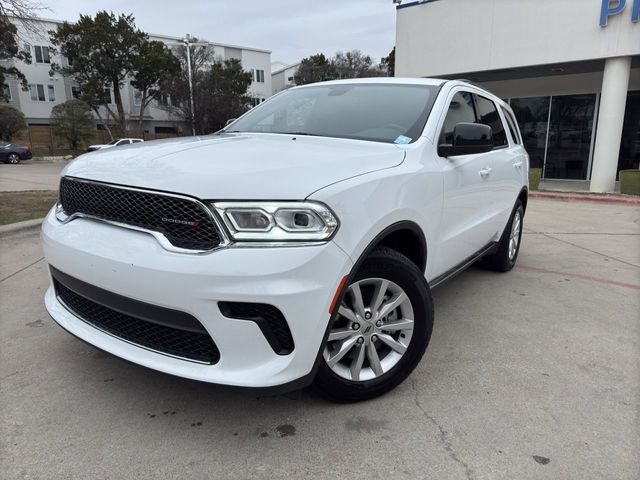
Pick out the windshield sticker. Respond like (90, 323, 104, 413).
(394, 135, 412, 145)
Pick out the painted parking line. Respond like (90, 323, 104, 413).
(517, 264, 640, 291)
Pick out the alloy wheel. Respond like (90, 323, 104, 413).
(508, 210, 522, 261)
(323, 277, 414, 382)
(8, 153, 19, 164)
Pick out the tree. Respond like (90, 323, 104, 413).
(50, 11, 148, 136)
(130, 40, 180, 136)
(161, 40, 216, 134)
(0, 104, 26, 140)
(0, 14, 31, 98)
(381, 47, 395, 77)
(50, 99, 95, 150)
(162, 45, 252, 134)
(199, 58, 252, 133)
(293, 54, 337, 85)
(333, 50, 385, 79)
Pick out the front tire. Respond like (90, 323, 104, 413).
(313, 246, 433, 402)
(7, 153, 20, 164)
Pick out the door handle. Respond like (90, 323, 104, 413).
(479, 167, 492, 177)
(513, 161, 523, 168)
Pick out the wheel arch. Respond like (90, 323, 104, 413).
(357, 221, 427, 274)
(518, 187, 528, 212)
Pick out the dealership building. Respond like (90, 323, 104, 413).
(395, 0, 640, 192)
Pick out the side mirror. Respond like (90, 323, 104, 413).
(438, 122, 493, 157)
(225, 118, 236, 126)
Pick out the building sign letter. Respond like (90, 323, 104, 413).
(600, 0, 640, 26)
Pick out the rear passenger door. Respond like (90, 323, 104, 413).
(472, 94, 513, 236)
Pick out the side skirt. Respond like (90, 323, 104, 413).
(430, 241, 499, 288)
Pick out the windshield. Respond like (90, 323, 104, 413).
(225, 83, 439, 144)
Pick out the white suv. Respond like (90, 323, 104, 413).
(42, 78, 528, 402)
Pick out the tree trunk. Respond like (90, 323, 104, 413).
(138, 91, 147, 138)
(92, 106, 114, 141)
(112, 80, 127, 136)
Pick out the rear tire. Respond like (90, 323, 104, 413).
(482, 200, 524, 272)
(313, 246, 433, 402)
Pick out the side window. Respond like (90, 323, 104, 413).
(116, 140, 128, 146)
(439, 91, 476, 145)
(501, 106, 521, 145)
(474, 95, 508, 147)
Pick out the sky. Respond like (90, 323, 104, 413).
(43, 0, 398, 66)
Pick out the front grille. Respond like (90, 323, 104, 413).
(59, 177, 222, 251)
(54, 277, 220, 364)
(218, 302, 294, 355)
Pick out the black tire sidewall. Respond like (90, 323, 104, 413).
(314, 248, 433, 402)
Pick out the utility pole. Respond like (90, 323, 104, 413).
(184, 34, 196, 136)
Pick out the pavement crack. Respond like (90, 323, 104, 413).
(411, 379, 475, 480)
(534, 232, 640, 269)
(0, 257, 45, 283)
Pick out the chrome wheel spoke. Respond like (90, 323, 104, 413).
(366, 340, 384, 376)
(380, 318, 414, 332)
(326, 336, 358, 367)
(338, 305, 358, 323)
(377, 291, 407, 320)
(377, 333, 407, 354)
(328, 328, 355, 342)
(350, 344, 366, 381)
(349, 283, 366, 318)
(371, 279, 390, 313)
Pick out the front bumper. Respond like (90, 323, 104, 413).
(41, 209, 353, 388)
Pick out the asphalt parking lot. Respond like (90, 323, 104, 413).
(1, 198, 638, 480)
(0, 161, 66, 192)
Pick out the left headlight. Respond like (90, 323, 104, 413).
(211, 201, 339, 242)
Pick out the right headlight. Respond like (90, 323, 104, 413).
(211, 201, 339, 242)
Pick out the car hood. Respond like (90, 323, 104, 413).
(64, 133, 405, 199)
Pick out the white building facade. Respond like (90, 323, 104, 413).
(271, 62, 300, 95)
(2, 17, 272, 135)
(395, 0, 640, 192)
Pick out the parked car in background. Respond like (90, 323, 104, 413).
(0, 140, 33, 164)
(87, 138, 144, 152)
(43, 78, 529, 402)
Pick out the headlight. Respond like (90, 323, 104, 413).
(212, 201, 338, 242)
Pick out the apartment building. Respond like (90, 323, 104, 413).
(271, 61, 300, 94)
(1, 17, 272, 135)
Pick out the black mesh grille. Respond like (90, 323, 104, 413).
(59, 177, 221, 250)
(54, 279, 220, 364)
(218, 302, 294, 355)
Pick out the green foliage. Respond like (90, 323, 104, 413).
(130, 40, 180, 135)
(0, 104, 26, 140)
(50, 99, 95, 150)
(294, 54, 337, 85)
(49, 11, 148, 135)
(381, 46, 395, 77)
(163, 49, 252, 134)
(294, 50, 387, 86)
(0, 14, 31, 96)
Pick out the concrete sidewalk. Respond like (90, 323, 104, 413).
(1, 198, 639, 479)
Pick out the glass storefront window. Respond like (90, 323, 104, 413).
(617, 91, 640, 176)
(544, 94, 596, 180)
(510, 97, 550, 169)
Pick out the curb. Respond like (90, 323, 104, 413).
(530, 191, 640, 205)
(0, 218, 43, 238)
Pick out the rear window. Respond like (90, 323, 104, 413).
(475, 95, 508, 147)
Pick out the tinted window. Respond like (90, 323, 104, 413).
(501, 106, 521, 144)
(439, 91, 476, 145)
(475, 95, 508, 147)
(227, 84, 439, 144)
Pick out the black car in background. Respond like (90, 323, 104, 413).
(0, 140, 33, 164)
